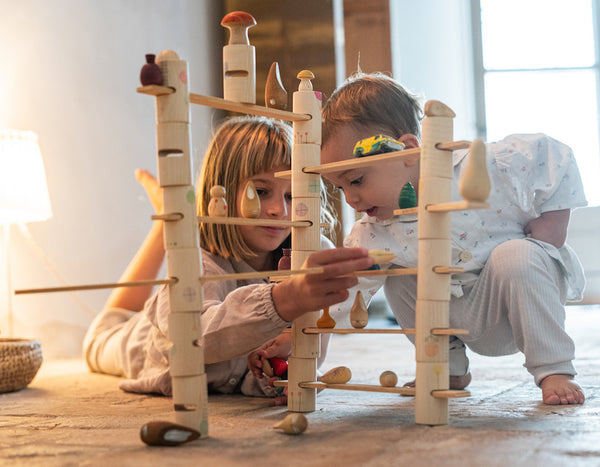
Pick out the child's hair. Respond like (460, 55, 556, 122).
(198, 115, 336, 261)
(322, 72, 424, 146)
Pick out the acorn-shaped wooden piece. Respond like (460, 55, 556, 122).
(320, 366, 352, 384)
(297, 69, 315, 91)
(368, 249, 396, 265)
(459, 139, 490, 202)
(265, 61, 287, 110)
(273, 413, 308, 435)
(350, 290, 369, 328)
(240, 180, 261, 218)
(140, 421, 200, 446)
(140, 54, 163, 86)
(379, 370, 398, 387)
(398, 182, 417, 209)
(316, 306, 336, 328)
(208, 185, 228, 217)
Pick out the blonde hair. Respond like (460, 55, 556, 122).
(198, 116, 336, 261)
(322, 72, 423, 145)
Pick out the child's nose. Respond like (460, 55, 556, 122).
(267, 197, 288, 217)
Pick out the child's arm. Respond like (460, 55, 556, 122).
(524, 209, 570, 249)
(105, 170, 166, 311)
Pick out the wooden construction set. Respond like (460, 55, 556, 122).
(16, 11, 491, 444)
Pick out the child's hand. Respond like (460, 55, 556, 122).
(135, 169, 163, 214)
(524, 209, 570, 249)
(247, 333, 291, 379)
(272, 247, 374, 322)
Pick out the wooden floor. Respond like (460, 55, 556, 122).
(1, 306, 599, 466)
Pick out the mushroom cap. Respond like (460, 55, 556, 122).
(221, 11, 257, 27)
(297, 69, 315, 80)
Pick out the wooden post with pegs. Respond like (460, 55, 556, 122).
(414, 100, 455, 425)
(287, 70, 323, 413)
(151, 50, 208, 437)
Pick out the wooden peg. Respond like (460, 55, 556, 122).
(265, 61, 287, 110)
(320, 366, 352, 384)
(240, 180, 260, 218)
(273, 413, 308, 435)
(140, 421, 200, 446)
(221, 11, 257, 103)
(350, 290, 369, 328)
(316, 307, 336, 328)
(379, 370, 398, 387)
(208, 185, 228, 217)
(459, 139, 490, 202)
(368, 249, 396, 265)
(398, 182, 417, 209)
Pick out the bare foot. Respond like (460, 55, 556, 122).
(403, 372, 472, 390)
(540, 374, 585, 405)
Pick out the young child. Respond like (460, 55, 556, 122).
(83, 116, 373, 404)
(322, 73, 587, 405)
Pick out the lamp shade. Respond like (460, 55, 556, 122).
(0, 130, 52, 224)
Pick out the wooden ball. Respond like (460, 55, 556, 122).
(379, 370, 398, 387)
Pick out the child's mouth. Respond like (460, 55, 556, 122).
(366, 207, 378, 217)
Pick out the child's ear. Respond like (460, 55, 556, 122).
(398, 134, 420, 167)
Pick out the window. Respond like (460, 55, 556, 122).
(473, 0, 600, 206)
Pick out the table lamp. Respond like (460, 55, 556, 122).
(0, 129, 51, 392)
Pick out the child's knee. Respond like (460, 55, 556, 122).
(487, 239, 547, 283)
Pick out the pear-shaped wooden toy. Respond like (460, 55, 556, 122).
(265, 61, 287, 110)
(317, 306, 336, 328)
(459, 139, 490, 202)
(320, 366, 352, 384)
(398, 182, 417, 209)
(208, 185, 228, 217)
(350, 290, 369, 328)
(240, 180, 261, 218)
(273, 413, 308, 435)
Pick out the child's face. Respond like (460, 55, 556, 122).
(321, 125, 419, 220)
(236, 167, 292, 255)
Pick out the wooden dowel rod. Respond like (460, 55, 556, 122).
(353, 268, 417, 277)
(302, 147, 422, 175)
(432, 266, 464, 274)
(15, 278, 177, 295)
(436, 140, 471, 151)
(137, 85, 175, 96)
(394, 207, 419, 216)
(298, 381, 416, 396)
(199, 266, 324, 283)
(197, 216, 312, 228)
(189, 93, 310, 121)
(152, 213, 184, 222)
(303, 327, 415, 335)
(426, 201, 489, 212)
(430, 328, 469, 336)
(431, 389, 471, 399)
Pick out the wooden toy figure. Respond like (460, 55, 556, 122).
(240, 180, 260, 218)
(379, 370, 398, 387)
(273, 413, 308, 435)
(140, 54, 163, 86)
(265, 61, 287, 110)
(316, 306, 336, 328)
(459, 139, 490, 202)
(350, 291, 368, 329)
(221, 11, 257, 103)
(208, 185, 228, 217)
(398, 182, 417, 209)
(320, 366, 352, 384)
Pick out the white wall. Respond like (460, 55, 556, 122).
(0, 0, 222, 358)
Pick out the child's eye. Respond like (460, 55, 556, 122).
(255, 188, 268, 197)
(350, 177, 363, 186)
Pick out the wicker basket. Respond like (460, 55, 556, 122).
(0, 338, 43, 393)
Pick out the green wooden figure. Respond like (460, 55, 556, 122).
(398, 182, 417, 208)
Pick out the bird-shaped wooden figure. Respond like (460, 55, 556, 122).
(317, 306, 336, 328)
(265, 61, 287, 110)
(273, 413, 308, 435)
(459, 139, 490, 202)
(208, 185, 228, 217)
(240, 180, 261, 218)
(398, 182, 417, 209)
(350, 290, 368, 329)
